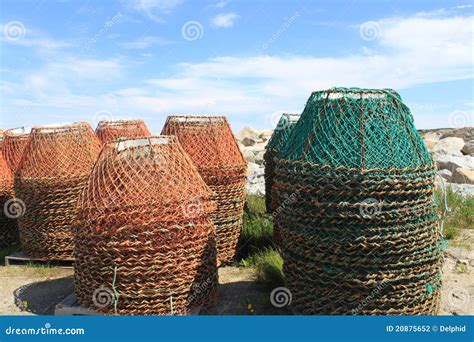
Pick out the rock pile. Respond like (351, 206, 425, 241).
(238, 126, 474, 197)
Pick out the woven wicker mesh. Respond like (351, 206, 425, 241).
(162, 116, 247, 265)
(95, 119, 151, 144)
(273, 87, 444, 315)
(263, 113, 300, 214)
(0, 152, 19, 248)
(2, 127, 31, 173)
(74, 136, 218, 315)
(15, 123, 101, 260)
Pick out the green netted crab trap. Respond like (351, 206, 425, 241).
(263, 113, 300, 214)
(272, 87, 444, 315)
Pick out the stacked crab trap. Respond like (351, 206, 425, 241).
(264, 113, 301, 214)
(0, 152, 19, 248)
(272, 87, 444, 315)
(15, 123, 101, 260)
(2, 127, 31, 173)
(74, 136, 218, 315)
(95, 119, 151, 144)
(162, 116, 247, 265)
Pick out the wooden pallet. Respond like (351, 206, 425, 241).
(4, 251, 74, 268)
(55, 293, 103, 316)
(55, 293, 202, 316)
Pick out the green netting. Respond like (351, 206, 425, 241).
(263, 113, 300, 213)
(279, 87, 433, 169)
(272, 87, 444, 315)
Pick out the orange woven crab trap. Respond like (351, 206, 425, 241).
(74, 136, 218, 315)
(162, 116, 247, 265)
(95, 119, 151, 144)
(2, 127, 31, 173)
(0, 152, 19, 249)
(15, 122, 101, 260)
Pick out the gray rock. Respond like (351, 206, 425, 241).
(236, 127, 259, 141)
(254, 151, 265, 165)
(448, 183, 474, 197)
(242, 150, 256, 163)
(439, 169, 453, 181)
(435, 154, 474, 172)
(241, 136, 257, 147)
(422, 132, 441, 151)
(258, 129, 273, 142)
(440, 127, 474, 141)
(433, 137, 465, 156)
(451, 167, 474, 185)
(462, 140, 474, 155)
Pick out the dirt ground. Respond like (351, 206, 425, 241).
(0, 232, 472, 316)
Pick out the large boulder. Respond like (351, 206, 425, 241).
(448, 183, 474, 197)
(242, 149, 256, 163)
(254, 151, 265, 165)
(452, 167, 474, 185)
(422, 132, 441, 151)
(241, 136, 258, 147)
(435, 154, 474, 172)
(438, 169, 452, 182)
(433, 137, 465, 156)
(462, 140, 474, 155)
(440, 127, 474, 141)
(236, 127, 259, 141)
(246, 162, 265, 195)
(258, 129, 273, 142)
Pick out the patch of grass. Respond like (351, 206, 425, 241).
(236, 195, 284, 287)
(241, 248, 284, 287)
(436, 187, 474, 239)
(0, 243, 21, 265)
(237, 195, 273, 260)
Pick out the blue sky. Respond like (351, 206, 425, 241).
(0, 0, 473, 132)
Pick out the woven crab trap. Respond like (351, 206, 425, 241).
(0, 152, 19, 249)
(162, 116, 247, 265)
(272, 87, 445, 315)
(2, 127, 31, 173)
(15, 123, 101, 260)
(74, 136, 218, 315)
(95, 119, 151, 144)
(263, 113, 300, 214)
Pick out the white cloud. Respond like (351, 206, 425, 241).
(119, 36, 174, 49)
(214, 0, 229, 9)
(0, 23, 72, 50)
(124, 0, 183, 22)
(211, 12, 239, 28)
(2, 10, 473, 130)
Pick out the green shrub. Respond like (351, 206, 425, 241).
(436, 187, 473, 239)
(237, 195, 273, 260)
(244, 248, 284, 286)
